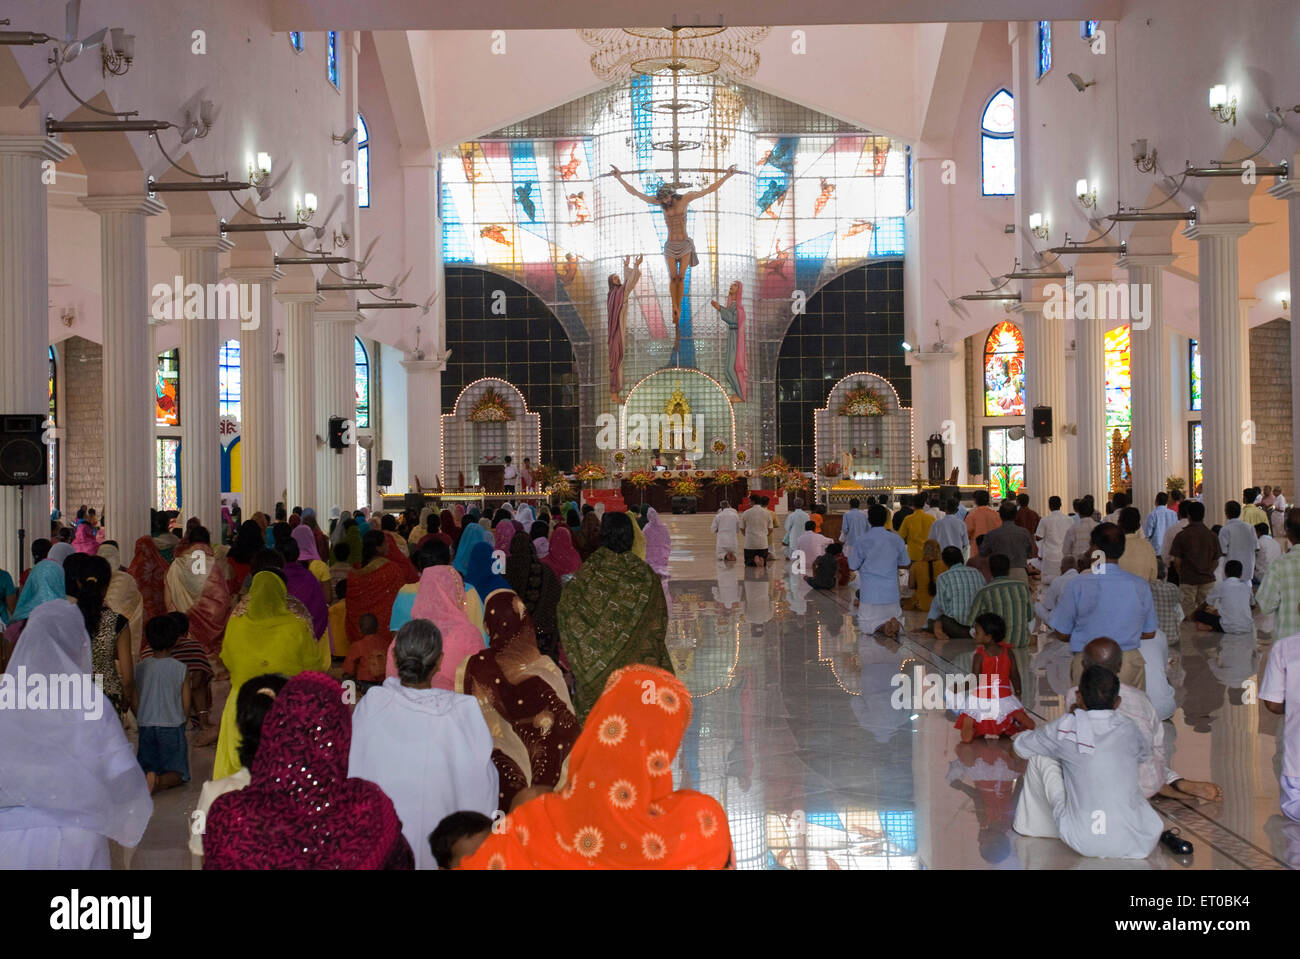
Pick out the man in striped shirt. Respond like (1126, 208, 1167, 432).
(966, 553, 1034, 647)
(1257, 509, 1300, 638)
(927, 546, 986, 639)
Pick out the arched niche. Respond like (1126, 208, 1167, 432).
(620, 368, 737, 469)
(815, 371, 913, 489)
(441, 378, 541, 488)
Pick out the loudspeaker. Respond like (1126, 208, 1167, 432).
(328, 416, 349, 450)
(966, 448, 983, 476)
(1032, 406, 1053, 438)
(0, 415, 48, 486)
(403, 493, 425, 511)
(376, 459, 393, 487)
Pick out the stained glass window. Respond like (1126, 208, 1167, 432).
(1105, 324, 1132, 486)
(156, 437, 181, 511)
(289, 32, 303, 53)
(1189, 338, 1201, 411)
(1190, 422, 1203, 490)
(354, 337, 370, 428)
(980, 90, 1015, 197)
(1037, 21, 1053, 79)
(156, 349, 180, 426)
(1081, 20, 1100, 39)
(985, 426, 1025, 499)
(327, 31, 338, 88)
(48, 346, 58, 514)
(219, 339, 241, 419)
(357, 113, 369, 208)
(48, 346, 56, 425)
(984, 321, 1025, 416)
(356, 446, 370, 512)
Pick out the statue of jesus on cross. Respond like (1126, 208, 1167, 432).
(609, 164, 739, 358)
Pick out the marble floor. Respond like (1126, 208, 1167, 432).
(123, 513, 1299, 870)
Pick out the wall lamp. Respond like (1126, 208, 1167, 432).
(1209, 84, 1237, 125)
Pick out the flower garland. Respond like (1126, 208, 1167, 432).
(836, 382, 886, 417)
(468, 387, 513, 422)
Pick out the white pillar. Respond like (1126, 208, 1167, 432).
(1119, 255, 1176, 506)
(1268, 176, 1300, 495)
(910, 349, 966, 483)
(276, 291, 321, 511)
(226, 265, 279, 518)
(1016, 299, 1068, 514)
(0, 135, 70, 573)
(402, 357, 447, 489)
(315, 307, 359, 513)
(82, 194, 166, 545)
(1072, 304, 1108, 504)
(1184, 222, 1252, 526)
(162, 235, 232, 533)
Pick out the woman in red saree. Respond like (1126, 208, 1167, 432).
(346, 530, 417, 647)
(127, 535, 169, 624)
(460, 664, 731, 870)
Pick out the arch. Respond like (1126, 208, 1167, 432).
(983, 320, 1025, 417)
(354, 336, 371, 427)
(1104, 323, 1132, 488)
(442, 377, 542, 488)
(980, 89, 1015, 197)
(289, 31, 304, 53)
(620, 367, 737, 466)
(814, 371, 913, 489)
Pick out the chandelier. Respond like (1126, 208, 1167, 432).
(578, 26, 770, 81)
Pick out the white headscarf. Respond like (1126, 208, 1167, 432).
(514, 503, 535, 528)
(0, 602, 153, 846)
(97, 543, 143, 657)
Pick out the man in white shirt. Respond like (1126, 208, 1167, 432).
(923, 495, 943, 521)
(1193, 560, 1254, 633)
(1255, 522, 1282, 585)
(1261, 629, 1300, 822)
(795, 520, 832, 567)
(1033, 557, 1080, 625)
(502, 456, 519, 494)
(1060, 495, 1098, 565)
(838, 498, 870, 552)
(711, 499, 740, 563)
(1034, 495, 1073, 584)
(1011, 663, 1165, 859)
(1219, 500, 1257, 584)
(783, 498, 810, 558)
(930, 499, 969, 556)
(741, 498, 774, 567)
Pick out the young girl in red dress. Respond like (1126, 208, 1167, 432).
(953, 612, 1035, 742)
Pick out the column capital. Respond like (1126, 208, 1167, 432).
(1010, 301, 1045, 317)
(275, 290, 324, 306)
(1267, 178, 1300, 201)
(162, 234, 235, 253)
(0, 135, 72, 162)
(225, 266, 283, 283)
(316, 309, 362, 326)
(79, 194, 166, 217)
(1116, 253, 1175, 270)
(1183, 222, 1252, 241)
(910, 348, 961, 365)
(402, 353, 450, 374)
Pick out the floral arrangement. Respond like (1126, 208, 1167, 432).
(820, 460, 842, 478)
(759, 455, 790, 478)
(532, 464, 558, 489)
(713, 469, 738, 486)
(712, 439, 727, 455)
(468, 387, 513, 422)
(669, 477, 700, 498)
(546, 478, 575, 501)
(613, 450, 627, 468)
(1165, 474, 1186, 493)
(574, 461, 608, 481)
(735, 448, 748, 465)
(836, 382, 886, 417)
(628, 469, 656, 488)
(782, 470, 812, 493)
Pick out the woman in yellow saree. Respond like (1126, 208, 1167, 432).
(212, 571, 328, 779)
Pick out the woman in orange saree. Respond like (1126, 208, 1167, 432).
(345, 529, 418, 647)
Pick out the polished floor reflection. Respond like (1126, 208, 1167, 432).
(123, 513, 1297, 870)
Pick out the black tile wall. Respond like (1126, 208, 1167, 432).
(442, 267, 580, 470)
(776, 261, 908, 470)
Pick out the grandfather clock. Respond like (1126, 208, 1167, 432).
(926, 433, 945, 484)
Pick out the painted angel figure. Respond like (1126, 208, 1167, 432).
(609, 164, 739, 356)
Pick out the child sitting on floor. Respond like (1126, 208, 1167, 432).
(951, 612, 1035, 743)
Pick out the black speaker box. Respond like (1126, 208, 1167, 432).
(1032, 405, 1053, 438)
(966, 448, 983, 476)
(403, 492, 425, 511)
(376, 459, 393, 487)
(0, 415, 48, 486)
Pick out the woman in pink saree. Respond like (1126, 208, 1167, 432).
(711, 280, 747, 402)
(606, 254, 643, 402)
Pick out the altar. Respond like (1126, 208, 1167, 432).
(618, 470, 750, 513)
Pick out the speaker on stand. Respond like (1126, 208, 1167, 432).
(0, 414, 49, 576)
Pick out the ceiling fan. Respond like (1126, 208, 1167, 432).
(18, 1, 110, 108)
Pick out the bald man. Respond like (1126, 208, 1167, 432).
(1073, 638, 1221, 803)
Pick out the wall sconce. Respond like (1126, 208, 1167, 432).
(101, 28, 135, 77)
(1132, 139, 1157, 173)
(1281, 291, 1291, 311)
(1028, 212, 1050, 239)
(248, 152, 272, 188)
(296, 192, 318, 223)
(1076, 178, 1097, 208)
(1209, 84, 1237, 125)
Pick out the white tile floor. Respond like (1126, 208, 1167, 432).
(124, 513, 1300, 870)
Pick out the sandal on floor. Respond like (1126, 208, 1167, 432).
(1159, 828, 1193, 855)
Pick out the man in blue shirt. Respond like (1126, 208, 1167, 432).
(847, 504, 910, 638)
(1218, 500, 1257, 584)
(1142, 491, 1177, 554)
(1049, 523, 1157, 691)
(839, 498, 870, 552)
(930, 499, 969, 555)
